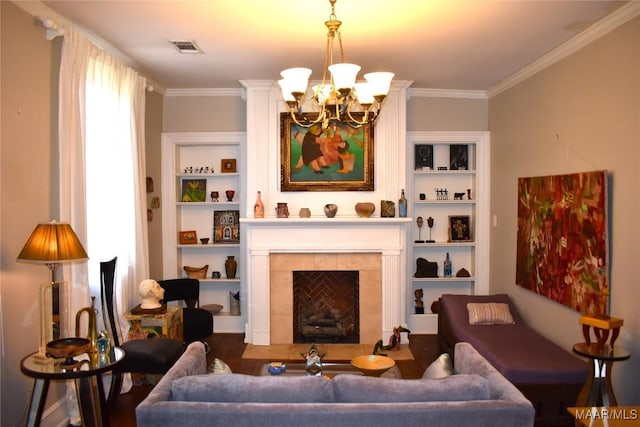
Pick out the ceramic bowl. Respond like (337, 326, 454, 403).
(323, 204, 338, 218)
(184, 264, 209, 279)
(355, 202, 375, 218)
(267, 362, 287, 375)
(201, 303, 223, 315)
(46, 337, 92, 367)
(351, 354, 395, 377)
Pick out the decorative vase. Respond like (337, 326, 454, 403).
(254, 191, 264, 218)
(299, 207, 311, 218)
(229, 291, 240, 315)
(225, 190, 235, 202)
(354, 202, 375, 218)
(224, 256, 237, 279)
(275, 202, 289, 218)
(398, 189, 407, 218)
(323, 204, 338, 218)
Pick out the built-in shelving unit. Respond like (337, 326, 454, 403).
(161, 132, 246, 333)
(406, 131, 490, 333)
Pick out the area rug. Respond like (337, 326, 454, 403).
(242, 343, 414, 361)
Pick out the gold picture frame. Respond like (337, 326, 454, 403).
(280, 112, 374, 191)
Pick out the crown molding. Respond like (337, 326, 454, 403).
(487, 1, 640, 98)
(409, 88, 488, 99)
(164, 88, 244, 97)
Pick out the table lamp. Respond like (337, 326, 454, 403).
(17, 221, 89, 357)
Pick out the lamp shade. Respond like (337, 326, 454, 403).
(17, 222, 88, 264)
(328, 63, 361, 91)
(364, 72, 395, 96)
(280, 67, 312, 95)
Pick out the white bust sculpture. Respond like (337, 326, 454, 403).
(138, 279, 164, 309)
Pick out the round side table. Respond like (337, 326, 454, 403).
(572, 342, 630, 407)
(20, 347, 124, 427)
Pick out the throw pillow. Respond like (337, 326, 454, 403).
(467, 302, 515, 325)
(422, 353, 454, 379)
(207, 358, 232, 374)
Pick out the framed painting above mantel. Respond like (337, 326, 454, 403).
(280, 112, 374, 191)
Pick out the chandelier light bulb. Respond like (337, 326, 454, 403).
(312, 84, 333, 104)
(280, 67, 312, 97)
(364, 72, 395, 97)
(328, 63, 361, 91)
(278, 79, 297, 102)
(354, 83, 375, 106)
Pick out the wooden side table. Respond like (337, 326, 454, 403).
(20, 347, 124, 427)
(580, 314, 624, 350)
(573, 343, 630, 407)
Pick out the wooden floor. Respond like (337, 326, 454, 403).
(107, 333, 439, 427)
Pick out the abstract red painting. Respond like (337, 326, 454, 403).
(516, 170, 609, 315)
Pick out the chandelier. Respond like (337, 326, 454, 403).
(278, 0, 394, 129)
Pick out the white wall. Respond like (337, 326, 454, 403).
(489, 15, 640, 405)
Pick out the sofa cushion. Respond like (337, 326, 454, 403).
(422, 353, 454, 379)
(171, 373, 335, 403)
(333, 374, 491, 403)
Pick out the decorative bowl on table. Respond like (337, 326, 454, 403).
(46, 337, 92, 368)
(350, 354, 395, 377)
(267, 362, 287, 375)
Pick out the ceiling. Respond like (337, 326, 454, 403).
(36, 0, 629, 92)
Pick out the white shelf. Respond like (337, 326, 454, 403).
(177, 244, 241, 249)
(177, 202, 240, 207)
(411, 276, 477, 282)
(200, 278, 242, 284)
(406, 131, 490, 334)
(162, 132, 246, 333)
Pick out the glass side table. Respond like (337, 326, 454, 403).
(20, 346, 124, 427)
(572, 342, 630, 407)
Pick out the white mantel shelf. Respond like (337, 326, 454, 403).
(241, 217, 412, 225)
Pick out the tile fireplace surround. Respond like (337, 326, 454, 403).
(242, 217, 411, 345)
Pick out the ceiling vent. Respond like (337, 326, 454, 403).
(170, 40, 202, 54)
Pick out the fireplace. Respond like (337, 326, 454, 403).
(293, 270, 359, 343)
(242, 217, 410, 345)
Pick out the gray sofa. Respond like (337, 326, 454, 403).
(136, 341, 535, 427)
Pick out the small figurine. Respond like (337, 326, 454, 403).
(373, 325, 411, 355)
(415, 289, 424, 314)
(301, 343, 325, 376)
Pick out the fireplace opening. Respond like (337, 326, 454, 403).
(293, 270, 359, 343)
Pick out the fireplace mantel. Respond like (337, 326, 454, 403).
(242, 217, 411, 345)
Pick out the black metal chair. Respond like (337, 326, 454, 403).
(158, 278, 214, 344)
(99, 257, 183, 404)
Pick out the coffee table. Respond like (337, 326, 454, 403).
(260, 361, 402, 379)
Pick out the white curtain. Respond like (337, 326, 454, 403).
(58, 27, 149, 424)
